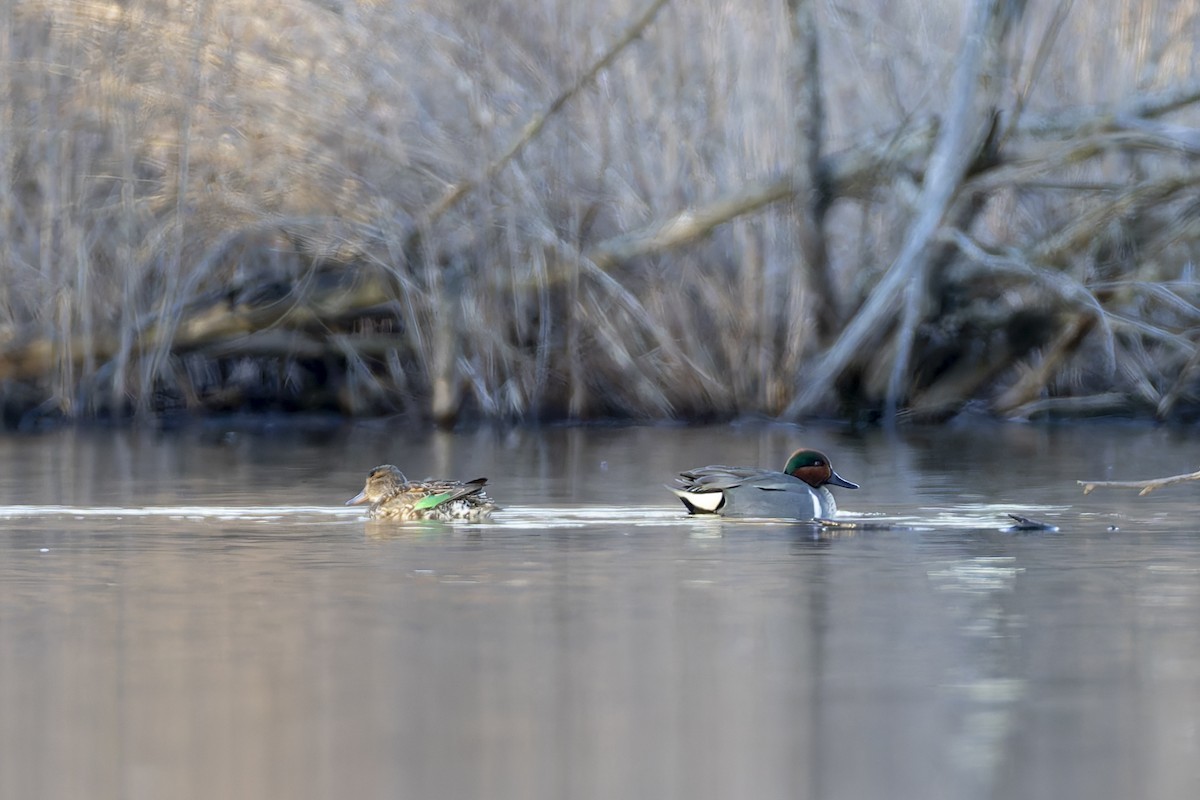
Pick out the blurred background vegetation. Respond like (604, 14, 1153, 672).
(2, 0, 1199, 427)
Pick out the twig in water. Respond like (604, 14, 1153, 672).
(1078, 470, 1200, 496)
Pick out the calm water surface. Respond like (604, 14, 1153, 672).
(1, 422, 1199, 799)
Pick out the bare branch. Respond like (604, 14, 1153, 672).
(786, 0, 837, 338)
(1080, 470, 1200, 496)
(1157, 340, 1200, 420)
(785, 0, 1012, 420)
(1001, 0, 1075, 142)
(1021, 79, 1200, 139)
(992, 316, 1094, 416)
(584, 117, 938, 269)
(585, 177, 793, 269)
(415, 0, 671, 231)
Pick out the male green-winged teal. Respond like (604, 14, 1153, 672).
(668, 448, 858, 519)
(347, 464, 496, 522)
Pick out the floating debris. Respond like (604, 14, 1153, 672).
(1005, 513, 1059, 533)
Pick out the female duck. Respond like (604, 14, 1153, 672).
(668, 448, 857, 520)
(347, 464, 496, 522)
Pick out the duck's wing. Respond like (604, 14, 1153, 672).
(677, 465, 800, 493)
(410, 477, 489, 511)
(678, 465, 751, 490)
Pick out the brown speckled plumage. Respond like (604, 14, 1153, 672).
(347, 465, 496, 522)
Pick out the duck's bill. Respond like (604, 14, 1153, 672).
(345, 490, 369, 506)
(828, 471, 859, 490)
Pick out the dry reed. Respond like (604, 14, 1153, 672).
(1, 0, 1199, 426)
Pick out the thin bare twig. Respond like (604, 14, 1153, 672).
(1000, 0, 1075, 145)
(415, 0, 670, 231)
(1079, 470, 1200, 496)
(1158, 338, 1200, 420)
(1020, 79, 1200, 139)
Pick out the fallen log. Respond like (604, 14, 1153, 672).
(0, 267, 400, 382)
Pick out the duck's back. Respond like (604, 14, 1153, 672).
(673, 465, 830, 519)
(371, 477, 495, 521)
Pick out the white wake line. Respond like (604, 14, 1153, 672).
(0, 504, 685, 522)
(0, 505, 358, 520)
(0, 505, 773, 527)
(0, 505, 1059, 529)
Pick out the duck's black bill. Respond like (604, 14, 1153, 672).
(828, 471, 859, 490)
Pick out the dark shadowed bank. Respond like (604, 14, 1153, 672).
(2, 0, 1200, 430)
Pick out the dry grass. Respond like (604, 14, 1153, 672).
(2, 0, 1200, 425)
